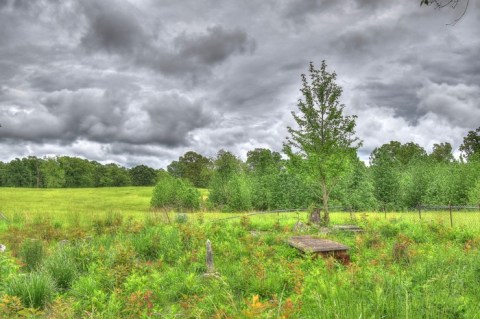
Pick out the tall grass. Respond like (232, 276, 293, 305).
(5, 272, 55, 309)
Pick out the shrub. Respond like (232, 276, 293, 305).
(6, 272, 55, 309)
(151, 175, 200, 211)
(209, 173, 252, 212)
(0, 253, 18, 287)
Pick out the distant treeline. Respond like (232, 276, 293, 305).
(0, 156, 162, 188)
(2, 140, 480, 211)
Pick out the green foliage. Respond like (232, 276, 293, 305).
(370, 141, 423, 209)
(430, 142, 454, 163)
(209, 150, 253, 211)
(3, 158, 35, 187)
(0, 253, 19, 286)
(5, 272, 56, 309)
(468, 180, 480, 205)
(0, 156, 164, 189)
(58, 156, 96, 188)
(460, 126, 480, 161)
(340, 159, 378, 211)
(19, 239, 44, 271)
(151, 175, 200, 211)
(40, 158, 65, 188)
(400, 158, 433, 208)
(247, 148, 284, 210)
(129, 165, 158, 186)
(284, 61, 360, 223)
(167, 151, 213, 188)
(95, 163, 131, 187)
(43, 246, 78, 290)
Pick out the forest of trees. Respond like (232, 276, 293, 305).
(0, 156, 161, 188)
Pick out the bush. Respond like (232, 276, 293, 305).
(209, 173, 252, 211)
(151, 175, 200, 211)
(6, 272, 56, 309)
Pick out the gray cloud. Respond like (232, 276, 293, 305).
(80, 0, 149, 55)
(1, 0, 479, 167)
(175, 26, 255, 65)
(1, 88, 215, 148)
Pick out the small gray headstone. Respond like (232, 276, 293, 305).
(206, 239, 214, 274)
(59, 240, 70, 246)
(309, 208, 321, 225)
(292, 221, 307, 233)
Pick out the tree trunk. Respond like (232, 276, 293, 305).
(321, 178, 329, 225)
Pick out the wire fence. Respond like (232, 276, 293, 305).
(209, 205, 480, 230)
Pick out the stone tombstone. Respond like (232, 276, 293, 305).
(309, 208, 321, 224)
(206, 239, 214, 274)
(292, 221, 307, 233)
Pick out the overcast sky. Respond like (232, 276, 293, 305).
(0, 0, 479, 168)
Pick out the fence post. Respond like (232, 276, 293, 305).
(449, 202, 453, 227)
(383, 205, 386, 219)
(418, 204, 422, 220)
(350, 207, 353, 220)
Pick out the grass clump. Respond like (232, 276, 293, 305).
(43, 246, 78, 291)
(19, 239, 44, 271)
(5, 272, 55, 309)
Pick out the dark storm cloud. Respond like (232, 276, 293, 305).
(80, 0, 149, 55)
(0, 88, 215, 148)
(174, 26, 255, 65)
(77, 0, 255, 79)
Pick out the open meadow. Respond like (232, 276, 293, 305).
(1, 187, 480, 318)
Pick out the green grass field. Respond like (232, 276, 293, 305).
(1, 187, 479, 230)
(1, 187, 480, 318)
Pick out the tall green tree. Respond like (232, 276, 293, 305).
(208, 150, 251, 211)
(58, 157, 96, 188)
(167, 151, 213, 188)
(341, 159, 378, 211)
(246, 148, 283, 210)
(3, 158, 34, 187)
(370, 143, 402, 210)
(459, 126, 480, 161)
(40, 158, 65, 188)
(130, 165, 158, 186)
(429, 142, 454, 163)
(95, 163, 131, 187)
(284, 61, 361, 224)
